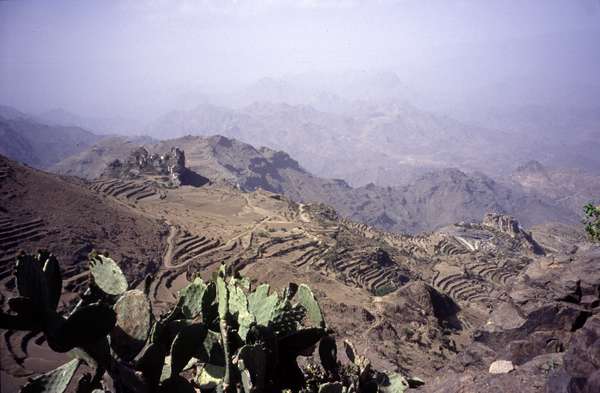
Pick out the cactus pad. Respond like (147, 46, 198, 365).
(20, 358, 80, 393)
(270, 300, 306, 336)
(279, 327, 326, 357)
(89, 253, 128, 296)
(318, 382, 343, 393)
(158, 376, 195, 393)
(379, 372, 409, 393)
(42, 254, 62, 311)
(197, 363, 225, 390)
(15, 252, 49, 311)
(296, 284, 325, 328)
(318, 334, 338, 374)
(227, 281, 255, 341)
(237, 344, 267, 393)
(179, 277, 208, 319)
(47, 304, 116, 353)
(170, 322, 208, 375)
(248, 284, 279, 327)
(111, 289, 153, 360)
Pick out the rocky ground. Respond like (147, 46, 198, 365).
(1, 152, 598, 392)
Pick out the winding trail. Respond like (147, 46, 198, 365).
(162, 223, 178, 269)
(159, 191, 306, 274)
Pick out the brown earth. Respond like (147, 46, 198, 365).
(0, 155, 167, 391)
(1, 154, 599, 392)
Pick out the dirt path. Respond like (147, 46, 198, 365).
(162, 223, 178, 269)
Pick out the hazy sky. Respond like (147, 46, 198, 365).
(1, 0, 599, 119)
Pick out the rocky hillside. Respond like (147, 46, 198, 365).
(0, 107, 103, 169)
(49, 135, 156, 179)
(1, 154, 599, 392)
(510, 160, 600, 215)
(54, 135, 578, 233)
(0, 154, 167, 390)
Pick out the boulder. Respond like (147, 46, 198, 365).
(489, 360, 515, 374)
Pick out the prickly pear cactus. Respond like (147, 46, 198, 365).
(270, 299, 306, 336)
(296, 284, 325, 328)
(20, 358, 80, 393)
(379, 372, 409, 393)
(197, 363, 225, 391)
(227, 280, 255, 341)
(178, 277, 208, 319)
(236, 344, 267, 393)
(16, 251, 50, 311)
(318, 382, 343, 393)
(318, 335, 338, 374)
(47, 304, 116, 353)
(89, 253, 128, 296)
(111, 289, 153, 360)
(6, 249, 412, 393)
(216, 275, 228, 319)
(170, 323, 210, 375)
(247, 283, 279, 327)
(39, 250, 62, 311)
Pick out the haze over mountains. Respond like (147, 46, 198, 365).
(2, 2, 600, 392)
(1, 105, 595, 234)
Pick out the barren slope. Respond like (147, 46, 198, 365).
(2, 154, 599, 392)
(0, 155, 167, 390)
(53, 136, 578, 233)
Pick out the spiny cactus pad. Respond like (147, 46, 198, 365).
(89, 253, 128, 296)
(318, 382, 344, 393)
(228, 281, 255, 341)
(47, 304, 116, 353)
(42, 254, 62, 311)
(197, 363, 225, 390)
(111, 289, 153, 360)
(16, 252, 50, 311)
(237, 344, 267, 393)
(179, 277, 208, 319)
(216, 275, 228, 319)
(20, 358, 80, 393)
(170, 322, 209, 375)
(270, 300, 306, 336)
(248, 283, 279, 327)
(296, 284, 325, 328)
(379, 372, 409, 393)
(158, 375, 195, 393)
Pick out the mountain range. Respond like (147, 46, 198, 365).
(1, 150, 598, 392)
(50, 133, 587, 233)
(1, 105, 597, 235)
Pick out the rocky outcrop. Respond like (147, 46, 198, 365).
(547, 315, 600, 393)
(482, 213, 521, 237)
(102, 146, 208, 187)
(419, 249, 600, 393)
(481, 213, 545, 255)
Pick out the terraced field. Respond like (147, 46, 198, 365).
(0, 215, 72, 385)
(431, 267, 492, 304)
(339, 216, 540, 307)
(89, 178, 164, 202)
(0, 216, 48, 302)
(0, 164, 9, 181)
(170, 230, 221, 267)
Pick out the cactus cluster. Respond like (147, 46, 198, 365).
(1, 250, 416, 393)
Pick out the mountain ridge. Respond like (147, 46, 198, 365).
(52, 134, 583, 233)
